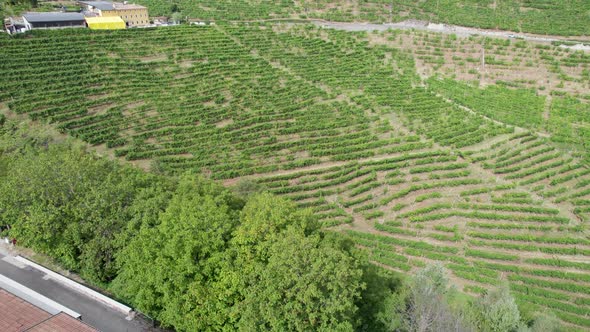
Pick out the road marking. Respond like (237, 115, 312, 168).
(1, 255, 27, 268)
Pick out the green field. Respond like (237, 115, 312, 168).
(1, 24, 590, 329)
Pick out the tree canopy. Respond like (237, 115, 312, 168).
(0, 120, 395, 331)
(0, 119, 564, 331)
(113, 186, 368, 331)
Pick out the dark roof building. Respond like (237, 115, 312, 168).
(78, 1, 115, 11)
(22, 12, 86, 30)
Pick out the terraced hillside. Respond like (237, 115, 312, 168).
(368, 30, 590, 95)
(352, 28, 590, 163)
(5, 1, 590, 36)
(127, 0, 590, 36)
(1, 25, 589, 329)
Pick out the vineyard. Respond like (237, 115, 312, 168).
(117, 0, 590, 36)
(1, 24, 590, 329)
(361, 29, 590, 96)
(354, 28, 590, 162)
(4, 0, 590, 36)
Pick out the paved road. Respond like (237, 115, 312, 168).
(0, 253, 154, 332)
(312, 19, 590, 50)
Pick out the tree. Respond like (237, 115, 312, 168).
(113, 191, 373, 331)
(218, 193, 367, 331)
(353, 264, 405, 332)
(235, 231, 364, 331)
(529, 312, 563, 332)
(404, 263, 473, 332)
(112, 175, 241, 330)
(171, 12, 182, 24)
(233, 192, 317, 248)
(476, 284, 521, 332)
(0, 142, 162, 283)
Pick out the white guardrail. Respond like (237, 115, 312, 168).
(14, 255, 132, 315)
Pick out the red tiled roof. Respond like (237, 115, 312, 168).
(27, 312, 98, 332)
(0, 288, 51, 332)
(0, 288, 98, 332)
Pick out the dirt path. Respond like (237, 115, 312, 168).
(312, 20, 590, 48)
(225, 18, 590, 46)
(543, 95, 552, 121)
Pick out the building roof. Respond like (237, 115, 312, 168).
(0, 288, 98, 332)
(7, 16, 26, 25)
(79, 1, 146, 10)
(86, 16, 126, 29)
(28, 312, 98, 332)
(0, 288, 51, 332)
(112, 2, 146, 10)
(22, 12, 85, 23)
(79, 1, 115, 10)
(85, 16, 125, 24)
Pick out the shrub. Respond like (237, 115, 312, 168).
(530, 312, 564, 332)
(476, 285, 521, 332)
(405, 263, 473, 332)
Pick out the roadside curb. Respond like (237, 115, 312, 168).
(14, 255, 132, 315)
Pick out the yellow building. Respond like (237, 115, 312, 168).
(86, 16, 126, 30)
(79, 1, 149, 27)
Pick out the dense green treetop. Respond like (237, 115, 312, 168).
(113, 185, 367, 331)
(0, 119, 395, 331)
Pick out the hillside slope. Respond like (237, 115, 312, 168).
(1, 25, 590, 329)
(131, 0, 590, 36)
(3, 1, 590, 36)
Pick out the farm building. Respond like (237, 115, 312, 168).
(85, 16, 126, 29)
(4, 17, 27, 34)
(78, 1, 149, 27)
(152, 16, 168, 25)
(22, 12, 86, 30)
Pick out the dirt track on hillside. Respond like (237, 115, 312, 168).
(312, 19, 590, 50)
